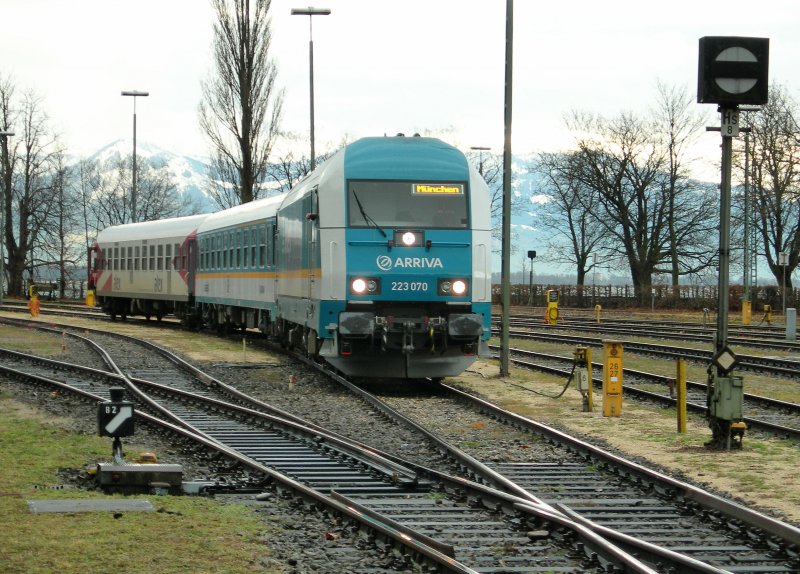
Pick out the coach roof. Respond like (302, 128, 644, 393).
(196, 194, 285, 234)
(96, 213, 210, 244)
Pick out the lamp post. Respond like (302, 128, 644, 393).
(291, 7, 330, 171)
(500, 0, 513, 377)
(121, 90, 149, 223)
(0, 130, 13, 305)
(779, 251, 788, 319)
(470, 146, 491, 176)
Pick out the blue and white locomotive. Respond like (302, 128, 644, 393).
(90, 136, 492, 379)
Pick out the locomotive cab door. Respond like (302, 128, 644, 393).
(305, 187, 319, 300)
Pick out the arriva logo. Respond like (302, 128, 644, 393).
(376, 255, 444, 271)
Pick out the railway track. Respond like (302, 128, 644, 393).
(495, 327, 800, 380)
(0, 320, 655, 573)
(499, 314, 800, 354)
(497, 346, 800, 441)
(4, 315, 800, 572)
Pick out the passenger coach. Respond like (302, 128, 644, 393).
(89, 214, 208, 321)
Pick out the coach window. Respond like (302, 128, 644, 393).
(250, 228, 255, 267)
(242, 229, 248, 269)
(133, 246, 139, 270)
(222, 234, 227, 269)
(156, 244, 163, 271)
(229, 231, 235, 269)
(259, 226, 266, 268)
(271, 223, 278, 267)
(120, 248, 126, 271)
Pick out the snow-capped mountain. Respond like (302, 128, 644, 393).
(88, 139, 215, 212)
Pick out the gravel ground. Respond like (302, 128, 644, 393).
(4, 318, 798, 573)
(0, 327, 460, 573)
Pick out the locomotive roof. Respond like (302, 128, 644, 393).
(343, 136, 469, 181)
(96, 213, 209, 244)
(196, 193, 285, 234)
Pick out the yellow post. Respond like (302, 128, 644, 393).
(595, 304, 601, 324)
(764, 304, 772, 324)
(676, 358, 687, 433)
(85, 289, 95, 307)
(602, 340, 623, 417)
(741, 300, 751, 325)
(545, 289, 559, 325)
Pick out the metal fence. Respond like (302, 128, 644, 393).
(495, 283, 799, 311)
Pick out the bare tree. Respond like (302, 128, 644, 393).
(651, 82, 717, 294)
(748, 84, 800, 291)
(2, 89, 59, 295)
(74, 158, 103, 248)
(266, 132, 332, 194)
(465, 149, 522, 253)
(34, 147, 82, 297)
(199, 0, 284, 207)
(0, 74, 17, 294)
(566, 111, 671, 302)
(533, 151, 607, 299)
(89, 156, 201, 230)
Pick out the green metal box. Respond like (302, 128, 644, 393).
(710, 376, 744, 420)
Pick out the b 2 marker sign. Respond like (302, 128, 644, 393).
(97, 387, 135, 437)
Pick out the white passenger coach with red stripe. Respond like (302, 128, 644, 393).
(89, 214, 208, 321)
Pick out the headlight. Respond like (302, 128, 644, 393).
(350, 277, 381, 295)
(392, 230, 423, 247)
(438, 278, 469, 296)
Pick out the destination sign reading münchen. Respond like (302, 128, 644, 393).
(413, 184, 464, 195)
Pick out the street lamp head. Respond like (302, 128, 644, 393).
(0, 131, 14, 137)
(291, 7, 331, 15)
(121, 91, 150, 97)
(470, 146, 491, 151)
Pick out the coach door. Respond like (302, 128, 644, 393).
(187, 237, 197, 295)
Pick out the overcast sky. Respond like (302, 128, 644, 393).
(3, 0, 798, 167)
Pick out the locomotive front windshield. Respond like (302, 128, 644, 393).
(347, 181, 469, 229)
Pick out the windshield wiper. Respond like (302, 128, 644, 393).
(351, 190, 387, 237)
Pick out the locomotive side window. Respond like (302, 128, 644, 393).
(347, 180, 469, 229)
